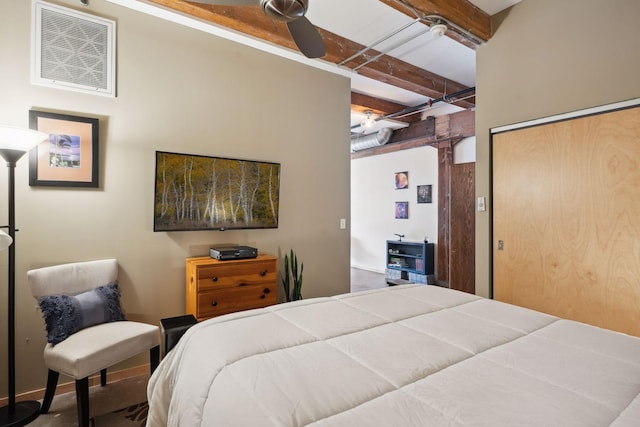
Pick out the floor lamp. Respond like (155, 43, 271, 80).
(0, 126, 48, 427)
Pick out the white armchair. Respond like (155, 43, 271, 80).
(27, 259, 160, 427)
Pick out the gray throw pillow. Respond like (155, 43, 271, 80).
(38, 282, 125, 345)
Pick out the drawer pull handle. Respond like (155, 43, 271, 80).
(211, 301, 218, 307)
(260, 294, 266, 299)
(260, 270, 267, 277)
(239, 283, 248, 287)
(263, 288, 270, 294)
(211, 276, 218, 282)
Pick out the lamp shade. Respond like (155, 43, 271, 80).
(0, 230, 12, 250)
(0, 125, 49, 152)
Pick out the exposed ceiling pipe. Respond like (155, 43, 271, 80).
(338, 18, 423, 67)
(351, 127, 393, 152)
(383, 86, 475, 120)
(352, 28, 430, 72)
(389, 0, 485, 46)
(338, 13, 471, 73)
(350, 86, 475, 131)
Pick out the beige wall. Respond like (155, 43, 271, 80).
(475, 0, 640, 298)
(0, 0, 350, 396)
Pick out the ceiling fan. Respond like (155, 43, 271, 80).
(194, 0, 326, 58)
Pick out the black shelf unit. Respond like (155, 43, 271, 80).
(386, 240, 434, 283)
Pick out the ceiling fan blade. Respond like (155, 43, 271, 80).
(192, 0, 256, 5)
(287, 17, 326, 58)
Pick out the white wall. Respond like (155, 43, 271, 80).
(455, 136, 476, 164)
(350, 136, 475, 274)
(351, 146, 439, 273)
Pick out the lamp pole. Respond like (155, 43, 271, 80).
(0, 126, 48, 426)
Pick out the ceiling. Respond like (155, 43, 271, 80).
(115, 0, 521, 135)
(311, 0, 521, 134)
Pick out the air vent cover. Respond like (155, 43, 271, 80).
(32, 0, 116, 97)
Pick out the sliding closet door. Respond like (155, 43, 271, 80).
(493, 106, 640, 336)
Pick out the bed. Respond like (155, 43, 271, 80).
(146, 284, 640, 426)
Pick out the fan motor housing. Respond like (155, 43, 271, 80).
(261, 0, 308, 22)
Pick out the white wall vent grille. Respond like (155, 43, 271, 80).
(32, 0, 116, 97)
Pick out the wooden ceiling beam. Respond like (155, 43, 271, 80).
(149, 0, 475, 109)
(350, 109, 474, 159)
(350, 93, 416, 124)
(346, 57, 473, 109)
(378, 0, 492, 45)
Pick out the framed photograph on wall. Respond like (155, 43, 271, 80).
(395, 171, 408, 189)
(417, 184, 432, 203)
(28, 110, 99, 187)
(395, 201, 409, 219)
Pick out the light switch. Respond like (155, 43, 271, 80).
(340, 218, 346, 229)
(477, 197, 486, 212)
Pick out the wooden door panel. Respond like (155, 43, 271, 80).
(493, 106, 640, 336)
(450, 162, 475, 293)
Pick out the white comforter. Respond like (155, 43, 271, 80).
(147, 285, 640, 426)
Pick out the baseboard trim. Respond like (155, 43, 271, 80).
(351, 265, 385, 274)
(0, 364, 150, 405)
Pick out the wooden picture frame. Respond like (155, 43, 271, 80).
(29, 110, 99, 187)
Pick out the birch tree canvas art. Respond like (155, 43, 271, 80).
(154, 151, 280, 231)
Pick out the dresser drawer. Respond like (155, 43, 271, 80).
(197, 283, 277, 318)
(195, 260, 276, 291)
(185, 255, 278, 321)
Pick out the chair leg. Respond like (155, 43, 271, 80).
(40, 369, 59, 414)
(150, 345, 160, 374)
(100, 368, 107, 386)
(76, 377, 90, 427)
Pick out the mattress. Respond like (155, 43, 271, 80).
(146, 284, 640, 426)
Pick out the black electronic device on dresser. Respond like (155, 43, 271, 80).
(209, 245, 258, 260)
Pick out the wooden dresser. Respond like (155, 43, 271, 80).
(185, 255, 277, 322)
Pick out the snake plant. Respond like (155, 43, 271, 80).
(282, 249, 303, 302)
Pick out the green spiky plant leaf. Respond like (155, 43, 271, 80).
(282, 249, 303, 302)
(282, 254, 291, 302)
